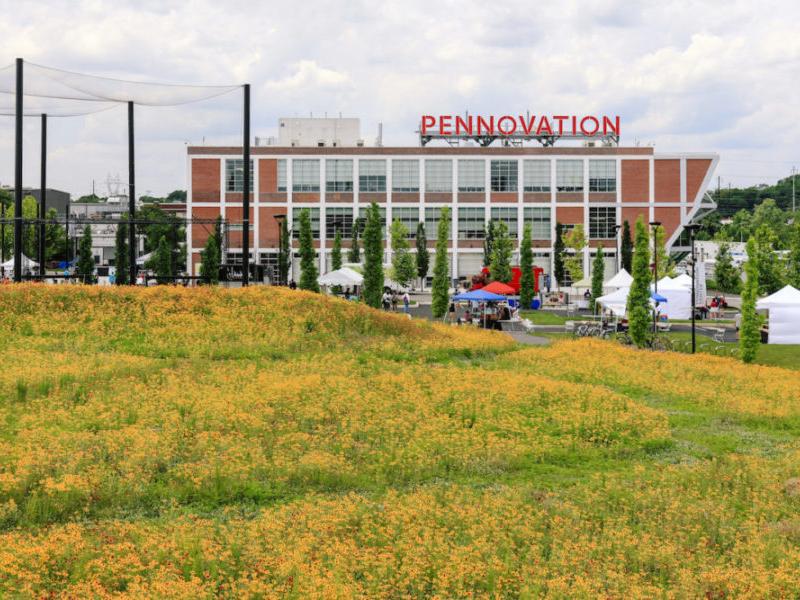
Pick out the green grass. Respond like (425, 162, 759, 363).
(663, 331, 800, 370)
(519, 310, 573, 325)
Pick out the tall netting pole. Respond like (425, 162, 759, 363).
(128, 101, 136, 285)
(39, 113, 47, 277)
(242, 84, 251, 287)
(14, 58, 23, 283)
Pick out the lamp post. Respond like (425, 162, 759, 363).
(649, 221, 661, 333)
(685, 224, 700, 353)
(613, 224, 622, 273)
(273, 213, 286, 285)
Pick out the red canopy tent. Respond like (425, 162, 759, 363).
(481, 281, 515, 295)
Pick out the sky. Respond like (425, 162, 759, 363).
(0, 0, 798, 197)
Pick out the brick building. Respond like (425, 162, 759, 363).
(186, 141, 718, 285)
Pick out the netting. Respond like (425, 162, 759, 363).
(0, 61, 242, 114)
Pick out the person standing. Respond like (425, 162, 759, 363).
(403, 291, 410, 314)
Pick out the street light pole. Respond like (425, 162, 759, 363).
(613, 224, 622, 273)
(649, 221, 661, 334)
(274, 213, 286, 285)
(685, 224, 700, 354)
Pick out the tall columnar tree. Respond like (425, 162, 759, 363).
(277, 217, 290, 285)
(714, 242, 740, 293)
(114, 222, 129, 285)
(620, 220, 633, 273)
(553, 222, 565, 288)
(391, 219, 416, 287)
(362, 203, 384, 308)
(214, 216, 224, 265)
(199, 232, 220, 284)
(76, 225, 94, 284)
(750, 224, 784, 295)
(348, 217, 362, 264)
(431, 207, 451, 318)
(331, 229, 343, 271)
(591, 246, 605, 312)
(148, 236, 173, 284)
(519, 224, 534, 309)
(482, 220, 496, 267)
(563, 224, 587, 284)
(652, 224, 675, 280)
(489, 221, 513, 283)
(415, 222, 429, 289)
(786, 221, 800, 288)
(627, 218, 652, 348)
(297, 209, 319, 292)
(740, 237, 761, 364)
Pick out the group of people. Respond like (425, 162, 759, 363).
(451, 301, 516, 329)
(381, 290, 411, 313)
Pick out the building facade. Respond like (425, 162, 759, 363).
(186, 145, 718, 284)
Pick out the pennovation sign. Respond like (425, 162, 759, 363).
(420, 114, 621, 137)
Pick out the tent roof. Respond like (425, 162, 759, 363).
(453, 289, 507, 302)
(604, 269, 633, 288)
(481, 281, 515, 295)
(0, 254, 38, 269)
(571, 276, 592, 289)
(756, 285, 800, 308)
(673, 273, 693, 287)
(318, 267, 363, 287)
(656, 276, 689, 290)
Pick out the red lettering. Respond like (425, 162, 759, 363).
(552, 115, 568, 136)
(455, 115, 473, 135)
(497, 115, 516, 135)
(517, 114, 536, 135)
(536, 116, 553, 136)
(603, 115, 621, 136)
(439, 115, 453, 135)
(476, 115, 495, 135)
(421, 115, 435, 134)
(580, 116, 600, 136)
(571, 116, 577, 135)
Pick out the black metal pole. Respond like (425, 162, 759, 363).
(690, 228, 697, 353)
(65, 200, 69, 269)
(242, 84, 251, 286)
(39, 113, 47, 277)
(128, 101, 136, 285)
(14, 58, 23, 283)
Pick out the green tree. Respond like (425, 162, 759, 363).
(199, 233, 220, 284)
(563, 224, 587, 284)
(331, 229, 343, 271)
(362, 203, 384, 308)
(714, 243, 740, 293)
(213, 216, 224, 266)
(740, 237, 762, 363)
(166, 190, 187, 203)
(785, 221, 800, 288)
(42, 208, 66, 263)
(483, 220, 495, 267)
(519, 224, 534, 309)
(431, 207, 451, 318)
(391, 220, 416, 286)
(114, 222, 129, 285)
(750, 225, 784, 295)
(277, 217, 290, 285)
(147, 236, 173, 284)
(553, 222, 565, 287)
(297, 209, 319, 292)
(2, 196, 39, 258)
(348, 217, 362, 264)
(627, 218, 652, 348)
(415, 222, 429, 288)
(652, 224, 675, 280)
(620, 220, 633, 273)
(489, 221, 513, 283)
(76, 225, 94, 283)
(591, 246, 605, 312)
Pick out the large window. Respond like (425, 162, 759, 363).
(277, 159, 287, 192)
(524, 207, 551, 240)
(556, 160, 584, 192)
(589, 160, 616, 192)
(325, 207, 354, 239)
(589, 206, 617, 239)
(425, 160, 453, 193)
(225, 159, 254, 192)
(359, 160, 386, 192)
(458, 160, 485, 192)
(292, 207, 320, 239)
(425, 207, 449, 240)
(491, 160, 518, 192)
(326, 159, 353, 192)
(491, 207, 518, 239)
(392, 160, 419, 192)
(392, 207, 419, 239)
(358, 206, 387, 239)
(458, 207, 485, 240)
(292, 159, 320, 192)
(523, 160, 550, 192)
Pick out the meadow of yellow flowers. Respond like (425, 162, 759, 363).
(0, 285, 799, 597)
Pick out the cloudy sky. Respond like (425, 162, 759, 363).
(0, 0, 798, 197)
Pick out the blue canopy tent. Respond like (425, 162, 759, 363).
(452, 289, 507, 302)
(651, 292, 668, 303)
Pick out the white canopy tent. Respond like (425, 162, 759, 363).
(318, 267, 363, 287)
(596, 286, 630, 316)
(653, 277, 692, 319)
(756, 285, 800, 345)
(603, 269, 633, 292)
(673, 273, 693, 288)
(0, 254, 38, 272)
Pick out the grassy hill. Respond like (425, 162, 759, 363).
(0, 286, 799, 597)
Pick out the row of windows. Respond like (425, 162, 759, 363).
(283, 206, 620, 241)
(224, 159, 618, 194)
